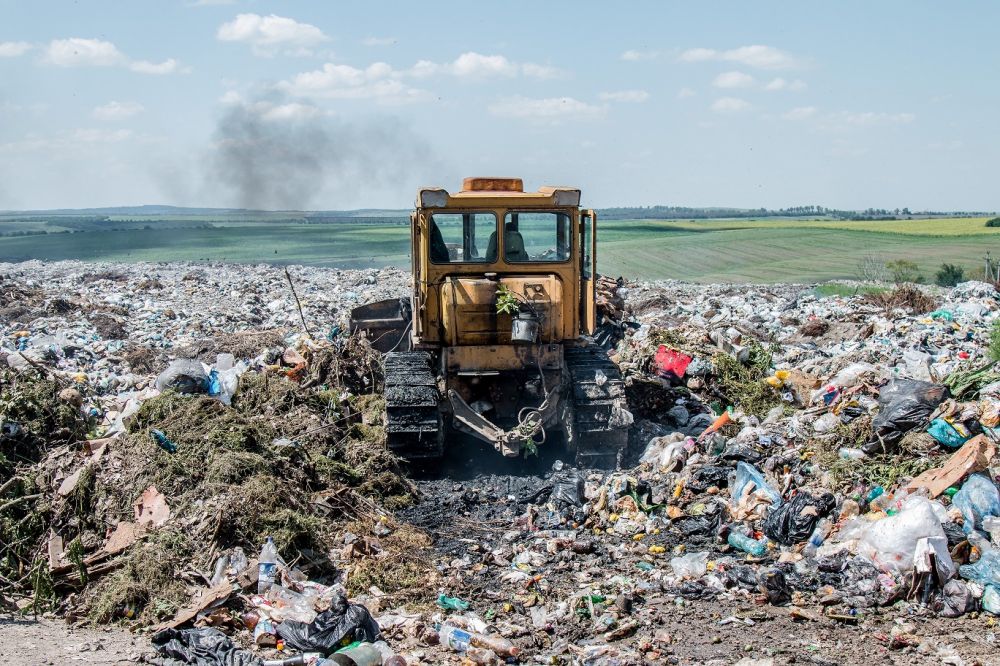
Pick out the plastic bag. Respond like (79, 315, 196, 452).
(155, 359, 209, 394)
(763, 491, 835, 545)
(937, 579, 976, 618)
(927, 418, 971, 449)
(759, 568, 792, 605)
(953, 473, 1000, 534)
(150, 627, 261, 666)
(276, 592, 381, 653)
(731, 461, 782, 509)
(549, 468, 585, 508)
(959, 548, 1000, 588)
(984, 585, 1000, 615)
(654, 346, 692, 380)
(670, 551, 709, 579)
(865, 379, 949, 454)
(640, 434, 688, 472)
(857, 496, 947, 572)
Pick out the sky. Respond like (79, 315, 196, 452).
(0, 0, 997, 211)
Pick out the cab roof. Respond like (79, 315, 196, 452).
(416, 177, 581, 207)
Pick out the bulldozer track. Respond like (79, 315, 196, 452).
(384, 351, 443, 461)
(565, 346, 629, 468)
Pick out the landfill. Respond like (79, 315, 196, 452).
(5, 260, 1000, 664)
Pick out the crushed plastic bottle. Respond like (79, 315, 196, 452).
(727, 530, 767, 557)
(258, 536, 279, 595)
(802, 518, 832, 559)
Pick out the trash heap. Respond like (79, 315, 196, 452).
(6, 260, 1000, 664)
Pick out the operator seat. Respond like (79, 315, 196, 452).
(487, 223, 530, 262)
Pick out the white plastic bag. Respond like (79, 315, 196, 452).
(670, 551, 709, 579)
(857, 496, 946, 572)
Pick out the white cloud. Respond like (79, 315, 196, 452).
(44, 38, 125, 67)
(0, 41, 32, 57)
(765, 77, 806, 91)
(129, 58, 187, 74)
(841, 111, 915, 126)
(217, 13, 329, 56)
(219, 90, 243, 104)
(43, 37, 184, 74)
(782, 106, 817, 120)
(362, 36, 396, 47)
(409, 52, 561, 80)
(92, 101, 145, 120)
(489, 96, 606, 122)
(599, 90, 649, 103)
(712, 71, 754, 88)
(620, 49, 658, 61)
(680, 45, 800, 69)
(677, 87, 697, 99)
(278, 62, 427, 104)
(710, 97, 750, 113)
(73, 128, 133, 143)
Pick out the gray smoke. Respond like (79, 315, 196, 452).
(207, 97, 430, 210)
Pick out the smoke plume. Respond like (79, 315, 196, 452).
(206, 96, 430, 210)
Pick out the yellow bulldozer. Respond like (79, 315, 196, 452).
(350, 177, 631, 467)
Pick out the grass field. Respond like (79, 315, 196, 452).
(0, 215, 997, 283)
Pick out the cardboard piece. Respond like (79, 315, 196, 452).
(905, 434, 997, 498)
(134, 485, 171, 527)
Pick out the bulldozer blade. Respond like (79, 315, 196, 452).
(349, 298, 412, 352)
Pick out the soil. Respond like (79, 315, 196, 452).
(0, 616, 147, 665)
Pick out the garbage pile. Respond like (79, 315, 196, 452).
(6, 261, 1000, 664)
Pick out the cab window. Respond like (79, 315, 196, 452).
(429, 212, 498, 263)
(501, 212, 571, 263)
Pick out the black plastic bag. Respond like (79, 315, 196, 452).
(687, 465, 730, 492)
(865, 379, 948, 454)
(762, 491, 835, 545)
(759, 568, 792, 605)
(549, 468, 585, 507)
(276, 593, 381, 654)
(150, 628, 261, 666)
(722, 564, 759, 591)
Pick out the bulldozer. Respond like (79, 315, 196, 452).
(350, 177, 631, 467)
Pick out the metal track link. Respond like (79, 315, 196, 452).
(384, 351, 443, 461)
(565, 346, 629, 468)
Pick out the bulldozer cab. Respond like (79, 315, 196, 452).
(411, 177, 597, 349)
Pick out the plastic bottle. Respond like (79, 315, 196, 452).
(437, 625, 520, 658)
(373, 641, 408, 666)
(838, 447, 867, 460)
(438, 624, 472, 652)
(258, 536, 279, 594)
(801, 518, 832, 559)
(727, 530, 767, 557)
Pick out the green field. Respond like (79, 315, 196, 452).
(0, 216, 997, 283)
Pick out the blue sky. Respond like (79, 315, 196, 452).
(0, 1, 997, 211)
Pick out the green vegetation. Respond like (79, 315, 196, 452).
(1, 214, 998, 283)
(986, 217, 1000, 228)
(935, 263, 965, 287)
(886, 259, 923, 284)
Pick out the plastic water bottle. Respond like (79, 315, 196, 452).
(727, 531, 767, 557)
(257, 536, 279, 594)
(438, 624, 472, 652)
(802, 518, 832, 559)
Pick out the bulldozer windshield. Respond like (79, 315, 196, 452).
(429, 212, 498, 263)
(501, 211, 572, 263)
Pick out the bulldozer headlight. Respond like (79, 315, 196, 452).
(418, 188, 449, 208)
(553, 189, 581, 206)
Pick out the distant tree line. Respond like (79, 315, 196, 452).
(596, 205, 995, 221)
